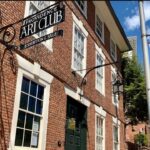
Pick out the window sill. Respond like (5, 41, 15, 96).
(71, 66, 86, 78)
(95, 86, 105, 97)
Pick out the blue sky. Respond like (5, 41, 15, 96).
(111, 1, 150, 65)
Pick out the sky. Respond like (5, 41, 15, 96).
(111, 1, 150, 65)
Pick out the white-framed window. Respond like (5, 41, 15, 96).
(72, 13, 88, 77)
(75, 0, 87, 17)
(113, 125, 119, 150)
(24, 1, 54, 51)
(74, 26, 85, 72)
(110, 39, 117, 61)
(9, 55, 53, 150)
(95, 105, 106, 150)
(95, 44, 105, 95)
(15, 77, 44, 147)
(111, 67, 118, 106)
(95, 15, 104, 42)
(96, 115, 104, 150)
(113, 117, 120, 150)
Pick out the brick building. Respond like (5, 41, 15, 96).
(0, 1, 131, 150)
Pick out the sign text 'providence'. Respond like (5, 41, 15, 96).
(19, 2, 65, 40)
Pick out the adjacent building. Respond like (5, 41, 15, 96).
(0, 1, 131, 150)
(123, 36, 137, 59)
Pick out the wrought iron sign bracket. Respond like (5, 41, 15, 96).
(72, 61, 119, 97)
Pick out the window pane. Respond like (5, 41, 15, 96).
(31, 132, 39, 148)
(25, 114, 33, 130)
(36, 100, 43, 114)
(37, 85, 44, 99)
(20, 93, 28, 110)
(29, 3, 38, 15)
(30, 81, 37, 97)
(33, 116, 40, 132)
(75, 0, 86, 12)
(15, 128, 24, 146)
(73, 27, 85, 71)
(28, 96, 36, 113)
(22, 77, 30, 93)
(17, 111, 25, 128)
(96, 16, 103, 39)
(23, 130, 31, 147)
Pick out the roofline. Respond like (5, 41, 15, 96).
(106, 1, 132, 51)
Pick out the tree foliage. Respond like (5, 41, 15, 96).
(122, 56, 148, 124)
(134, 133, 148, 146)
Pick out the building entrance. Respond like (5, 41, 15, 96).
(65, 96, 87, 150)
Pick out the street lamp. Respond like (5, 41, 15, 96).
(113, 79, 123, 95)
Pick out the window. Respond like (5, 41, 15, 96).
(96, 53, 104, 94)
(28, 1, 50, 37)
(15, 77, 44, 147)
(96, 15, 104, 42)
(72, 13, 88, 77)
(10, 55, 53, 150)
(110, 39, 117, 61)
(111, 69, 118, 106)
(112, 117, 120, 150)
(75, 0, 87, 17)
(95, 105, 106, 150)
(96, 115, 104, 150)
(95, 44, 105, 95)
(73, 26, 85, 73)
(25, 1, 54, 50)
(113, 125, 119, 150)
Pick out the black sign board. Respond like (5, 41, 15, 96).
(19, 2, 65, 40)
(20, 30, 63, 50)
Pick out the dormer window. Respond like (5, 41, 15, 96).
(75, 0, 87, 17)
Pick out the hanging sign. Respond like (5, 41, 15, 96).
(20, 29, 63, 50)
(19, 2, 65, 40)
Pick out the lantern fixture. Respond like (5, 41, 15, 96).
(113, 79, 123, 95)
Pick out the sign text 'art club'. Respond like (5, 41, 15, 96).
(19, 2, 65, 40)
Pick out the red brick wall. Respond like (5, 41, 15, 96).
(87, 1, 95, 30)
(0, 1, 125, 150)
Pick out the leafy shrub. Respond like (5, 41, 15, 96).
(134, 133, 148, 146)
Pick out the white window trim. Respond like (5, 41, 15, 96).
(111, 66, 119, 107)
(71, 13, 88, 77)
(95, 105, 106, 150)
(110, 38, 117, 61)
(64, 86, 91, 107)
(112, 117, 120, 150)
(95, 43, 105, 96)
(24, 1, 55, 51)
(95, 14, 104, 43)
(75, 1, 87, 18)
(9, 54, 53, 150)
(94, 105, 106, 118)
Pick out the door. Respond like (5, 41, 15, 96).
(65, 96, 87, 150)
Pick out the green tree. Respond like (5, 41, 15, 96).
(134, 133, 148, 146)
(122, 56, 148, 124)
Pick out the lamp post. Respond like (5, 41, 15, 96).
(139, 1, 150, 147)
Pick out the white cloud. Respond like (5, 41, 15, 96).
(124, 1, 150, 31)
(124, 14, 140, 31)
(144, 1, 150, 22)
